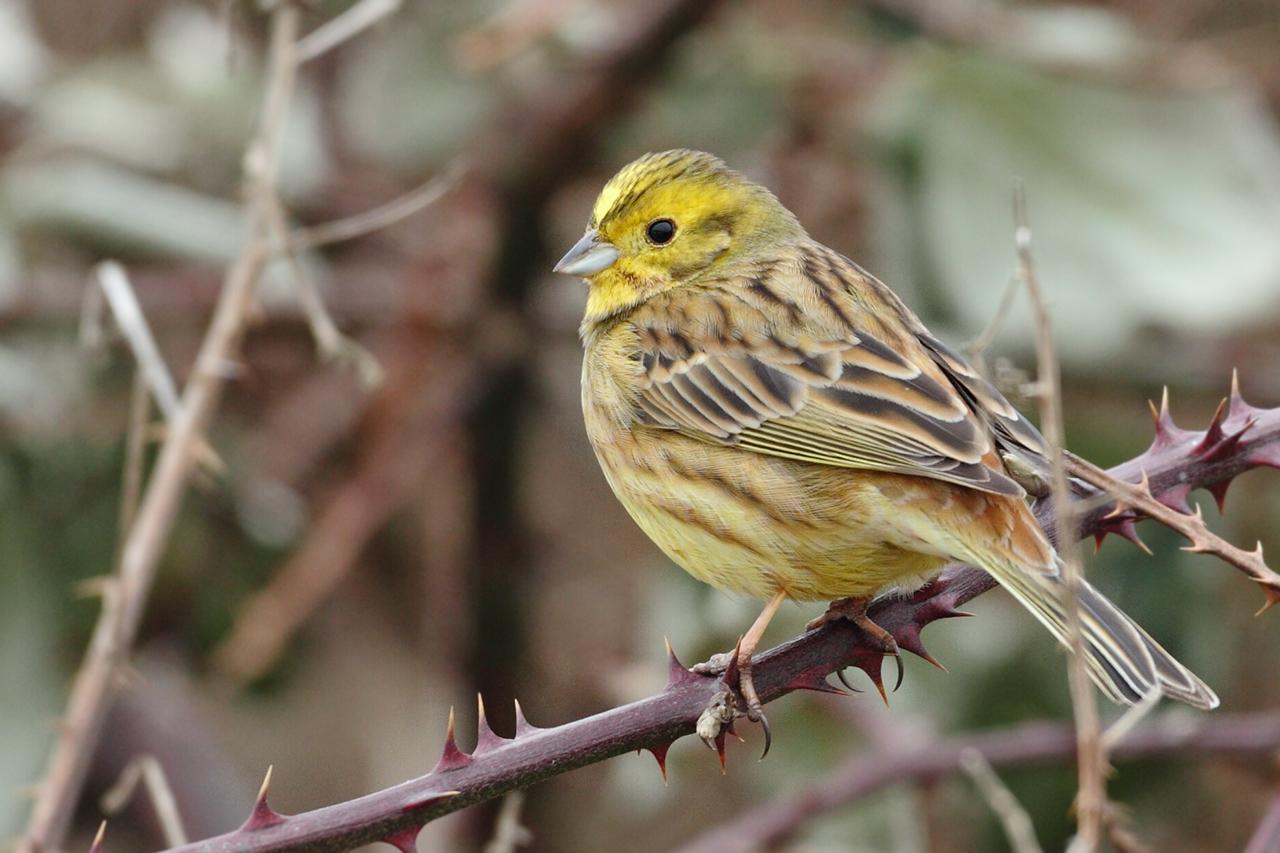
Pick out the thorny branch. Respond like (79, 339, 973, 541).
(160, 380, 1279, 853)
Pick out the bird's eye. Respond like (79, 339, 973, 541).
(646, 218, 676, 245)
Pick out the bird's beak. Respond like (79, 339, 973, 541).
(553, 230, 620, 277)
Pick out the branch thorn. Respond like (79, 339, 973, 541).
(645, 741, 672, 783)
(240, 765, 285, 832)
(475, 694, 506, 754)
(513, 699, 541, 737)
(433, 707, 473, 773)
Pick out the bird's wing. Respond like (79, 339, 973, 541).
(632, 316, 1025, 497)
(916, 333, 1047, 460)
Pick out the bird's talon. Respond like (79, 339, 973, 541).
(835, 668, 862, 693)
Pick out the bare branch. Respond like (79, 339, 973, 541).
(1014, 183, 1106, 850)
(483, 793, 532, 853)
(17, 5, 304, 851)
(101, 756, 189, 847)
(959, 748, 1044, 853)
(289, 159, 466, 251)
(295, 0, 402, 63)
(264, 193, 385, 388)
(82, 261, 181, 421)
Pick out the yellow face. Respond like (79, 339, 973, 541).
(555, 149, 802, 325)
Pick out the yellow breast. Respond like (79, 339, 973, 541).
(581, 330, 947, 601)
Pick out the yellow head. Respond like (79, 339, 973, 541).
(555, 149, 804, 326)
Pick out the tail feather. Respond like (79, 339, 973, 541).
(984, 557, 1219, 710)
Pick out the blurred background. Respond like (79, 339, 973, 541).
(3, 0, 1280, 850)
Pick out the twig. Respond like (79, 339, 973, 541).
(289, 159, 466, 251)
(17, 6, 302, 851)
(1014, 184, 1106, 851)
(964, 273, 1021, 367)
(82, 261, 181, 421)
(264, 193, 384, 388)
(483, 792, 532, 853)
(119, 369, 150, 544)
(101, 755, 189, 847)
(959, 748, 1044, 853)
(211, 346, 468, 683)
(294, 0, 401, 63)
(82, 262, 225, 475)
(1101, 688, 1162, 752)
(1066, 443, 1280, 611)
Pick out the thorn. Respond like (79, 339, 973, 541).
(474, 694, 506, 754)
(1147, 387, 1190, 449)
(1156, 483, 1192, 514)
(785, 671, 847, 694)
(1228, 368, 1245, 418)
(1256, 577, 1280, 617)
(432, 707, 473, 773)
(382, 825, 423, 853)
(725, 718, 746, 744)
(1207, 480, 1231, 513)
(918, 596, 976, 626)
(240, 765, 285, 831)
(664, 637, 695, 687)
(513, 699, 541, 736)
(833, 668, 863, 693)
(1192, 398, 1228, 457)
(1094, 516, 1150, 554)
(896, 629, 947, 672)
(90, 821, 107, 853)
(855, 657, 890, 706)
(645, 741, 673, 783)
(1138, 469, 1155, 498)
(403, 790, 462, 811)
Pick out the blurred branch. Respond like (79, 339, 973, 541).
(211, 343, 470, 683)
(164, 391, 1280, 853)
(677, 712, 1280, 853)
(81, 261, 181, 422)
(264, 194, 385, 388)
(100, 756, 189, 848)
(290, 159, 465, 251)
(17, 5, 303, 851)
(295, 0, 401, 63)
(1015, 185, 1105, 850)
(1246, 790, 1280, 853)
(959, 748, 1043, 853)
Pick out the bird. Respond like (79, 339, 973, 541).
(554, 148, 1218, 738)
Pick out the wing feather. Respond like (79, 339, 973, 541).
(634, 335, 1023, 496)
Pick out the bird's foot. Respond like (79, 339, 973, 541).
(694, 641, 773, 760)
(806, 596, 903, 702)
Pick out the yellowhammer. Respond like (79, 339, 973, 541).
(555, 149, 1217, 733)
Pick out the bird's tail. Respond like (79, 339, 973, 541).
(983, 556, 1218, 710)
